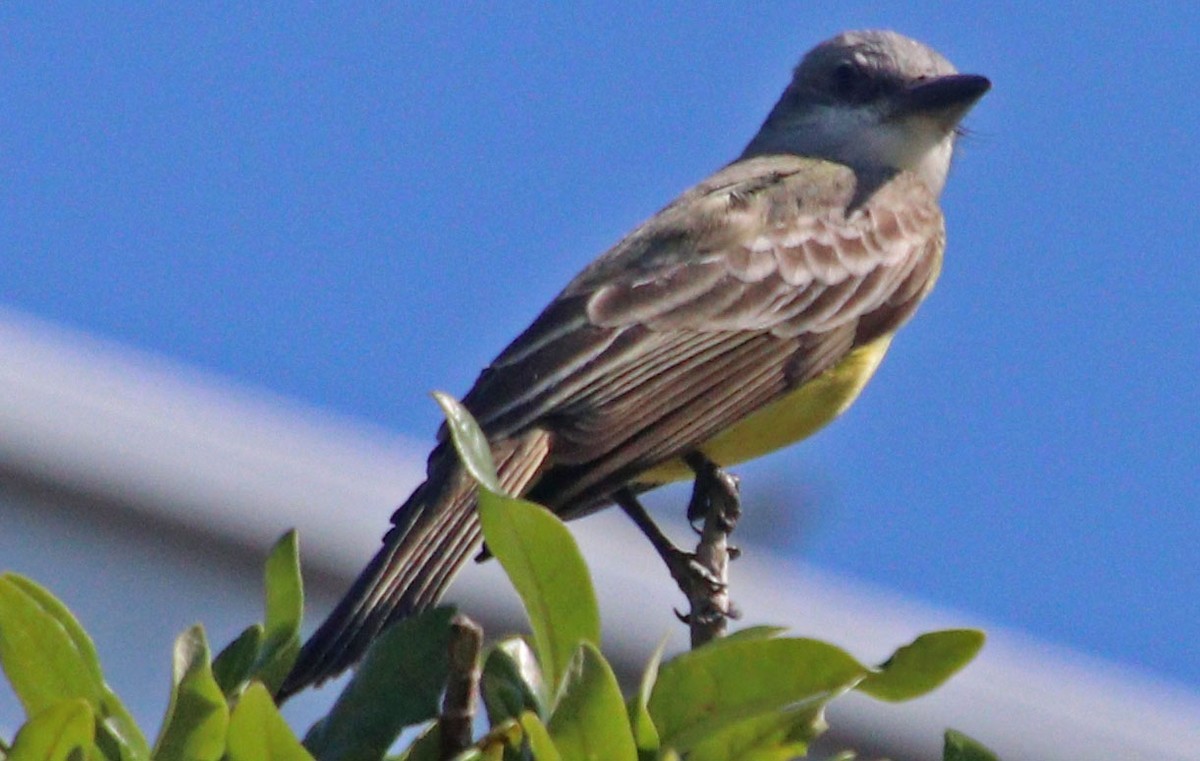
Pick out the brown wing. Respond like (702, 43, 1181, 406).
(459, 155, 945, 514)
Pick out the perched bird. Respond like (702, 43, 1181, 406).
(279, 29, 989, 698)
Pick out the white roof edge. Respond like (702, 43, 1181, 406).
(2, 306, 1197, 761)
(0, 306, 427, 560)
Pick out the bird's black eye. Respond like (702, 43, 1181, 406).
(830, 61, 869, 99)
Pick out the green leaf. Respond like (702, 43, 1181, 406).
(627, 638, 666, 760)
(0, 575, 150, 761)
(0, 576, 106, 714)
(477, 491, 599, 697)
(943, 729, 1000, 761)
(444, 720, 521, 761)
(211, 625, 263, 698)
(858, 630, 985, 702)
(226, 683, 313, 761)
(718, 626, 786, 645)
(648, 638, 866, 754)
(436, 390, 600, 699)
(546, 644, 636, 761)
(152, 626, 229, 761)
(432, 392, 500, 493)
(211, 533, 306, 700)
(303, 607, 455, 761)
(7, 700, 95, 761)
(387, 723, 438, 761)
(256, 532, 304, 694)
(684, 701, 825, 761)
(264, 532, 303, 644)
(518, 712, 560, 761)
(481, 638, 546, 725)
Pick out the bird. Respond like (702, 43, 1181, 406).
(278, 28, 989, 699)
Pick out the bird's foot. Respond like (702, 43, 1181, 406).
(681, 452, 742, 646)
(665, 546, 742, 626)
(664, 546, 724, 593)
(684, 453, 742, 533)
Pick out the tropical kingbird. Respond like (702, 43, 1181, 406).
(280, 29, 989, 698)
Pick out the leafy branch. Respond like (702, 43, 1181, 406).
(0, 394, 999, 761)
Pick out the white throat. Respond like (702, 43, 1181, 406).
(743, 103, 956, 197)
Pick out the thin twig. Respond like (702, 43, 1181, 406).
(439, 615, 483, 760)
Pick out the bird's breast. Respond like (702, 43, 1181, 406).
(635, 332, 894, 484)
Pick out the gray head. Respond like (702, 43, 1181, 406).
(742, 30, 989, 196)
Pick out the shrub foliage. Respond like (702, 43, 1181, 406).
(0, 396, 998, 761)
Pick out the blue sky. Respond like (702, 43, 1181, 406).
(2, 2, 1197, 692)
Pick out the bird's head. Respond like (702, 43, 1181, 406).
(743, 30, 990, 196)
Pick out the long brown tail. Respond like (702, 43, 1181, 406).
(276, 465, 478, 700)
(278, 431, 551, 701)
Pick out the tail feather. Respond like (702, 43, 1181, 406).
(277, 472, 476, 700)
(277, 429, 552, 701)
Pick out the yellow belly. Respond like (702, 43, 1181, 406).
(637, 333, 894, 484)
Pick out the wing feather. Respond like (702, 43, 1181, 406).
(457, 155, 944, 512)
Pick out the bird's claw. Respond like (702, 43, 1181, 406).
(685, 457, 742, 531)
(665, 548, 724, 593)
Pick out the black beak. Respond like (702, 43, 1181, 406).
(894, 73, 991, 123)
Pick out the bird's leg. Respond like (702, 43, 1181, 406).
(680, 452, 741, 645)
(614, 452, 743, 648)
(613, 489, 723, 594)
